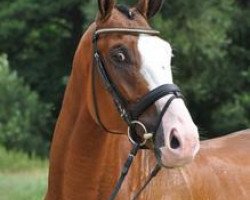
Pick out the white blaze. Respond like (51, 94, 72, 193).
(137, 34, 175, 110)
(138, 35, 173, 90)
(137, 34, 199, 159)
(137, 34, 196, 117)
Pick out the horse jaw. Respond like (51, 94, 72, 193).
(138, 34, 200, 167)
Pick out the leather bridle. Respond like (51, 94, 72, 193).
(92, 28, 183, 200)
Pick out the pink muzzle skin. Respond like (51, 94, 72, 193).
(154, 98, 200, 168)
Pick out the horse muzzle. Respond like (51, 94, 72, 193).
(154, 98, 200, 168)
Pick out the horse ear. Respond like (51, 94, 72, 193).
(97, 0, 115, 20)
(136, 0, 164, 19)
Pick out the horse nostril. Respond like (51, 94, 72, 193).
(169, 130, 180, 149)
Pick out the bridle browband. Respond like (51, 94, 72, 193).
(92, 28, 183, 200)
(95, 28, 160, 35)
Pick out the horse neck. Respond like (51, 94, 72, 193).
(46, 24, 139, 200)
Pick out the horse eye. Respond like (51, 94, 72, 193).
(109, 46, 130, 65)
(115, 52, 126, 62)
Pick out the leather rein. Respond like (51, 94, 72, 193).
(91, 28, 183, 200)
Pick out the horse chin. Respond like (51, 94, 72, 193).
(154, 145, 198, 168)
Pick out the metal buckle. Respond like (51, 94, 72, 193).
(127, 121, 153, 146)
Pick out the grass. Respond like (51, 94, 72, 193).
(0, 146, 48, 200)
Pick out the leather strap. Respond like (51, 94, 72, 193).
(94, 28, 159, 38)
(94, 51, 131, 125)
(129, 84, 182, 118)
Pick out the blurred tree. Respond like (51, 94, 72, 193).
(211, 1, 250, 133)
(0, 0, 91, 147)
(0, 0, 89, 114)
(0, 54, 51, 157)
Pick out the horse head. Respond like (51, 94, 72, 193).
(87, 0, 200, 168)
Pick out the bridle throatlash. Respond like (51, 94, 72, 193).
(92, 28, 183, 200)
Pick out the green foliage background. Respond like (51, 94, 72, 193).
(0, 54, 51, 157)
(0, 0, 249, 156)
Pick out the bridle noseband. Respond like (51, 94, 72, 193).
(92, 28, 183, 200)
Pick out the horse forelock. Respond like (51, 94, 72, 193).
(116, 4, 134, 19)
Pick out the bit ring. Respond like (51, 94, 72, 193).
(127, 121, 153, 146)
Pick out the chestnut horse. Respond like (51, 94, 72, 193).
(45, 0, 250, 199)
